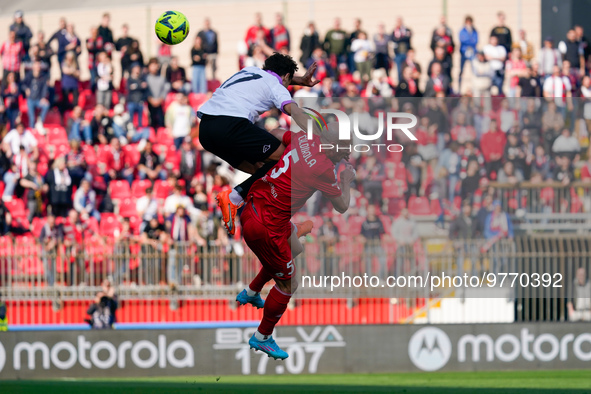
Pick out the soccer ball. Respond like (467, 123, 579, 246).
(155, 11, 190, 45)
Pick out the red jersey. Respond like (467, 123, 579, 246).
(248, 132, 342, 237)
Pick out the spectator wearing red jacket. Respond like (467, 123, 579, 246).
(270, 13, 290, 52)
(99, 138, 134, 185)
(245, 13, 270, 49)
(480, 118, 507, 177)
(0, 30, 25, 82)
(450, 112, 477, 144)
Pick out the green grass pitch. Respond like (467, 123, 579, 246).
(3, 370, 591, 394)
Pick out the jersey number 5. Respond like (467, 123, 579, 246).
(270, 149, 300, 179)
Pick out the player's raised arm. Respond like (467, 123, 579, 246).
(290, 61, 320, 87)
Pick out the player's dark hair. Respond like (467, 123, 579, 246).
(263, 52, 298, 80)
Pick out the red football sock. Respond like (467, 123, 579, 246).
(258, 285, 291, 335)
(249, 268, 273, 293)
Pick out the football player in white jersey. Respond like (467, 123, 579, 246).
(198, 53, 319, 234)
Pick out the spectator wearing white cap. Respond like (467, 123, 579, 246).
(10, 10, 32, 60)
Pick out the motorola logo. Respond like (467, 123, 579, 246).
(408, 327, 452, 371)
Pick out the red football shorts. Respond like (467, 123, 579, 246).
(240, 199, 294, 280)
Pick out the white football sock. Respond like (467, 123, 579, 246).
(229, 189, 244, 206)
(254, 330, 270, 341)
(246, 286, 257, 297)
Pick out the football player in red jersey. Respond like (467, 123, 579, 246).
(236, 123, 355, 360)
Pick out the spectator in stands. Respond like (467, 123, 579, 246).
(553, 155, 574, 186)
(66, 139, 87, 187)
(392, 16, 412, 80)
(48, 18, 67, 63)
(450, 111, 476, 144)
(121, 39, 144, 76)
(146, 58, 168, 128)
(538, 37, 560, 80)
(552, 128, 581, 160)
(245, 12, 270, 49)
(356, 153, 385, 205)
(373, 23, 391, 75)
(115, 24, 133, 56)
(2, 144, 28, 201)
(138, 141, 166, 181)
(98, 13, 114, 49)
(60, 51, 80, 112)
(459, 160, 481, 202)
(31, 31, 53, 76)
(44, 157, 73, 217)
(471, 51, 493, 97)
(180, 137, 200, 191)
(481, 119, 506, 176)
(430, 25, 454, 71)
(483, 200, 513, 273)
(67, 106, 86, 142)
(166, 205, 196, 286)
(516, 65, 541, 98)
(458, 16, 478, 90)
(10, 10, 32, 61)
(39, 213, 62, 285)
(74, 179, 100, 221)
(64, 23, 82, 61)
(505, 47, 527, 97)
(86, 104, 116, 145)
(23, 62, 50, 128)
(137, 187, 159, 224)
(85, 278, 117, 329)
(484, 35, 507, 95)
(197, 18, 219, 80)
(396, 66, 421, 98)
(19, 159, 43, 221)
(164, 184, 193, 217)
(543, 64, 572, 115)
(317, 217, 340, 275)
(360, 205, 386, 278)
(424, 62, 450, 97)
(299, 22, 320, 68)
(541, 100, 565, 151)
(165, 93, 194, 149)
(560, 29, 585, 76)
(497, 160, 523, 185)
(166, 56, 191, 95)
(567, 266, 591, 322)
(490, 11, 512, 53)
(391, 208, 418, 275)
(126, 64, 147, 128)
(190, 36, 207, 95)
(350, 31, 373, 82)
(0, 30, 25, 82)
(270, 13, 290, 52)
(102, 138, 134, 185)
(1, 72, 21, 131)
(3, 122, 38, 158)
(324, 18, 348, 71)
(96, 52, 113, 109)
(140, 215, 166, 284)
(449, 201, 476, 274)
(86, 26, 104, 90)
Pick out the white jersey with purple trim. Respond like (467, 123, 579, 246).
(198, 67, 293, 123)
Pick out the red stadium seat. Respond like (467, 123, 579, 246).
(82, 145, 98, 166)
(164, 92, 177, 111)
(408, 196, 433, 216)
(188, 93, 207, 109)
(153, 180, 172, 200)
(207, 80, 221, 92)
(99, 213, 122, 237)
(31, 217, 47, 238)
(156, 128, 174, 147)
(45, 125, 68, 144)
(79, 89, 96, 110)
(164, 147, 181, 172)
(382, 180, 404, 199)
(109, 180, 131, 200)
(0, 181, 4, 197)
(119, 198, 138, 217)
(44, 110, 63, 126)
(5, 198, 26, 218)
(131, 179, 152, 198)
(123, 144, 141, 167)
(380, 216, 393, 236)
(127, 215, 142, 235)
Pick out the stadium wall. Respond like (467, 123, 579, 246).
(0, 0, 541, 88)
(0, 322, 589, 378)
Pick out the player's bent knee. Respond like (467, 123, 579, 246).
(275, 277, 298, 294)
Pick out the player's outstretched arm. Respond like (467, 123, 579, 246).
(328, 165, 355, 214)
(290, 62, 320, 87)
(283, 103, 322, 135)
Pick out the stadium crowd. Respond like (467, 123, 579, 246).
(1, 9, 591, 285)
